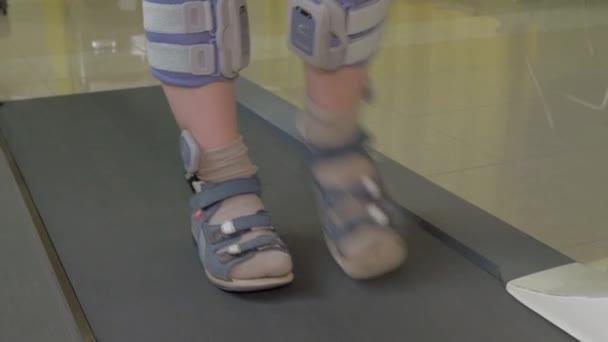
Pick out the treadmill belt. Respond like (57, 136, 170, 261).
(0, 87, 573, 342)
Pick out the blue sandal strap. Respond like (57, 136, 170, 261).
(314, 178, 380, 208)
(206, 235, 288, 281)
(189, 176, 261, 210)
(342, 215, 380, 233)
(204, 211, 274, 244)
(306, 130, 370, 162)
(223, 235, 287, 256)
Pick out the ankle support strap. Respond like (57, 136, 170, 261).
(306, 130, 370, 161)
(205, 211, 273, 243)
(189, 176, 261, 210)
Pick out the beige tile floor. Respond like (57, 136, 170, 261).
(1, 0, 607, 266)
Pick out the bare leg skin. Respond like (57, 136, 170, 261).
(163, 82, 238, 150)
(306, 66, 366, 115)
(299, 66, 366, 149)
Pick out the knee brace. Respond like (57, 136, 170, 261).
(287, 0, 391, 71)
(143, 0, 250, 87)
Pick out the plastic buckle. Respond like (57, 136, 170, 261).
(189, 44, 215, 75)
(367, 204, 389, 226)
(227, 244, 241, 255)
(183, 1, 211, 33)
(361, 176, 381, 199)
(221, 221, 237, 235)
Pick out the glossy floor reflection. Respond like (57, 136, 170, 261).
(1, 0, 607, 267)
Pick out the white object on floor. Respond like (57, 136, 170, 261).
(507, 263, 608, 342)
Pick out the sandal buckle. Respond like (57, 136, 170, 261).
(221, 220, 237, 235)
(191, 180, 204, 193)
(227, 244, 241, 255)
(361, 175, 381, 199)
(367, 204, 389, 226)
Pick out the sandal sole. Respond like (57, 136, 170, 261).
(206, 271, 294, 292)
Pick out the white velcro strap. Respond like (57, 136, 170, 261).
(345, 25, 383, 65)
(143, 1, 213, 34)
(347, 0, 391, 35)
(147, 42, 216, 75)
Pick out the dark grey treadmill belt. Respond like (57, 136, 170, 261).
(0, 88, 573, 342)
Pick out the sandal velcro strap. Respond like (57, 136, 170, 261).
(205, 211, 274, 244)
(316, 183, 378, 208)
(341, 215, 381, 233)
(312, 167, 396, 242)
(315, 175, 384, 208)
(343, 204, 390, 232)
(189, 176, 261, 210)
(222, 235, 287, 258)
(307, 130, 370, 161)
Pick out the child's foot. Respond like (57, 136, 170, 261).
(189, 176, 294, 291)
(307, 132, 407, 279)
(181, 131, 293, 292)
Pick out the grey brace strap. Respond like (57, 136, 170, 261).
(143, 1, 213, 34)
(190, 177, 261, 210)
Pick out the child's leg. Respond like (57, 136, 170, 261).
(289, 0, 406, 279)
(144, 0, 293, 291)
(300, 67, 364, 148)
(163, 83, 238, 150)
